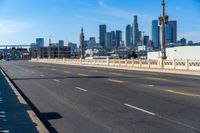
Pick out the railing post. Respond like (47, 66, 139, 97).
(148, 60, 150, 68)
(139, 60, 142, 68)
(173, 59, 176, 70)
(132, 59, 134, 67)
(107, 57, 110, 66)
(125, 59, 127, 67)
(186, 59, 189, 70)
(80, 58, 82, 65)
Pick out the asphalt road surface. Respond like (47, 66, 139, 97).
(1, 60, 200, 133)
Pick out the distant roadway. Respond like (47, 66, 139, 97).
(0, 60, 200, 133)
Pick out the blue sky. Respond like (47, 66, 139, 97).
(0, 0, 199, 45)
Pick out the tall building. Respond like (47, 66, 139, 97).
(116, 30, 122, 49)
(58, 40, 64, 46)
(169, 21, 177, 43)
(99, 25, 107, 48)
(87, 37, 96, 48)
(126, 24, 133, 47)
(165, 24, 171, 44)
(36, 38, 44, 47)
(105, 32, 112, 51)
(165, 21, 177, 45)
(152, 20, 160, 50)
(111, 31, 116, 49)
(132, 16, 140, 47)
(180, 38, 187, 45)
(142, 36, 149, 46)
(68, 42, 77, 51)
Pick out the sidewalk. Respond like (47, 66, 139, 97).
(0, 70, 43, 133)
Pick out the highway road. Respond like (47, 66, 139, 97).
(1, 60, 200, 133)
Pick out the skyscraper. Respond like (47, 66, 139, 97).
(132, 16, 140, 47)
(116, 30, 122, 49)
(111, 31, 116, 50)
(152, 20, 160, 50)
(36, 38, 44, 47)
(168, 21, 177, 43)
(165, 21, 177, 45)
(165, 24, 172, 44)
(142, 36, 149, 46)
(99, 25, 107, 48)
(105, 32, 112, 51)
(126, 24, 133, 47)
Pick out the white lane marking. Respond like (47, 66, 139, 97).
(51, 68, 57, 71)
(124, 103, 156, 116)
(0, 115, 6, 118)
(40, 75, 45, 77)
(53, 79, 60, 82)
(0, 130, 10, 133)
(75, 87, 88, 92)
(32, 71, 36, 74)
(148, 85, 155, 87)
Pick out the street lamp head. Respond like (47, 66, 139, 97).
(159, 16, 162, 25)
(165, 15, 169, 24)
(162, 0, 165, 6)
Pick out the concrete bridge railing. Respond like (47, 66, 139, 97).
(31, 58, 200, 71)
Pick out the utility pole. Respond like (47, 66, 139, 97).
(159, 0, 168, 61)
(80, 28, 85, 59)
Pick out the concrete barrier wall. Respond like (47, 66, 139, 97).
(31, 58, 200, 71)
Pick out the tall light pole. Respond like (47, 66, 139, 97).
(159, 0, 168, 60)
(80, 28, 85, 59)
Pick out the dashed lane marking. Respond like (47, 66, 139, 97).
(78, 73, 89, 77)
(107, 79, 125, 84)
(53, 79, 60, 82)
(124, 103, 156, 116)
(146, 77, 170, 82)
(75, 87, 88, 92)
(64, 71, 70, 74)
(40, 75, 45, 77)
(111, 72, 124, 76)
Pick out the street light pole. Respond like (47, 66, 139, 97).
(159, 0, 168, 62)
(80, 28, 85, 59)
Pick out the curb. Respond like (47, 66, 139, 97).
(0, 67, 49, 133)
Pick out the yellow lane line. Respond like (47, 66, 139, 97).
(107, 79, 125, 84)
(78, 73, 89, 77)
(146, 77, 170, 82)
(111, 72, 124, 76)
(165, 89, 200, 97)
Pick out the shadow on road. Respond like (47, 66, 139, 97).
(1, 68, 62, 133)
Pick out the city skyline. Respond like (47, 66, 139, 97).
(0, 0, 199, 45)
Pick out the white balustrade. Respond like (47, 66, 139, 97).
(31, 58, 200, 71)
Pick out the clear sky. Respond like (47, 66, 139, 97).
(0, 0, 199, 45)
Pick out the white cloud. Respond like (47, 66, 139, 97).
(97, 0, 154, 21)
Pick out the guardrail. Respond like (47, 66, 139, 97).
(32, 58, 200, 71)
